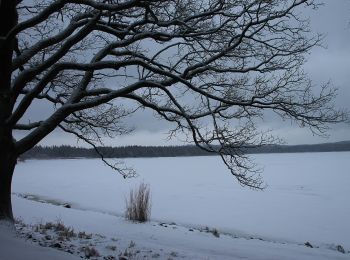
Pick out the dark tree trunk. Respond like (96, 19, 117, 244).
(0, 0, 17, 89)
(0, 0, 19, 221)
(0, 145, 16, 221)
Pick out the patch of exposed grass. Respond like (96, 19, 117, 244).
(125, 183, 151, 222)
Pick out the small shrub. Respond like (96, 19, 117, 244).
(125, 183, 151, 222)
(212, 228, 220, 238)
(304, 241, 313, 248)
(82, 246, 100, 258)
(58, 227, 76, 240)
(129, 240, 136, 248)
(336, 245, 345, 254)
(200, 226, 220, 237)
(120, 249, 132, 259)
(43, 222, 55, 230)
(54, 220, 67, 232)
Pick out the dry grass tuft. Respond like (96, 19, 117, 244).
(125, 183, 151, 222)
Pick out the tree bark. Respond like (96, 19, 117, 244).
(0, 145, 16, 221)
(0, 0, 18, 221)
(0, 0, 17, 89)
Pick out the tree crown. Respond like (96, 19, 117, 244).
(2, 0, 346, 189)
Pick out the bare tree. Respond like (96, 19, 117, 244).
(0, 0, 345, 220)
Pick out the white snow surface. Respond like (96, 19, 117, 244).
(4, 151, 350, 259)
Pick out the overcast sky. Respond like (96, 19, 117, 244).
(18, 1, 350, 147)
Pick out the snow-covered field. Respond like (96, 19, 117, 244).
(7, 152, 350, 259)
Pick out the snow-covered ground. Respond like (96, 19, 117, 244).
(5, 152, 350, 259)
(0, 221, 79, 260)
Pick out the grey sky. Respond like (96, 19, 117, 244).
(16, 1, 350, 147)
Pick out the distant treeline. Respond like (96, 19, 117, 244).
(23, 145, 211, 159)
(22, 141, 350, 159)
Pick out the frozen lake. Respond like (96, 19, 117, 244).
(12, 152, 350, 248)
